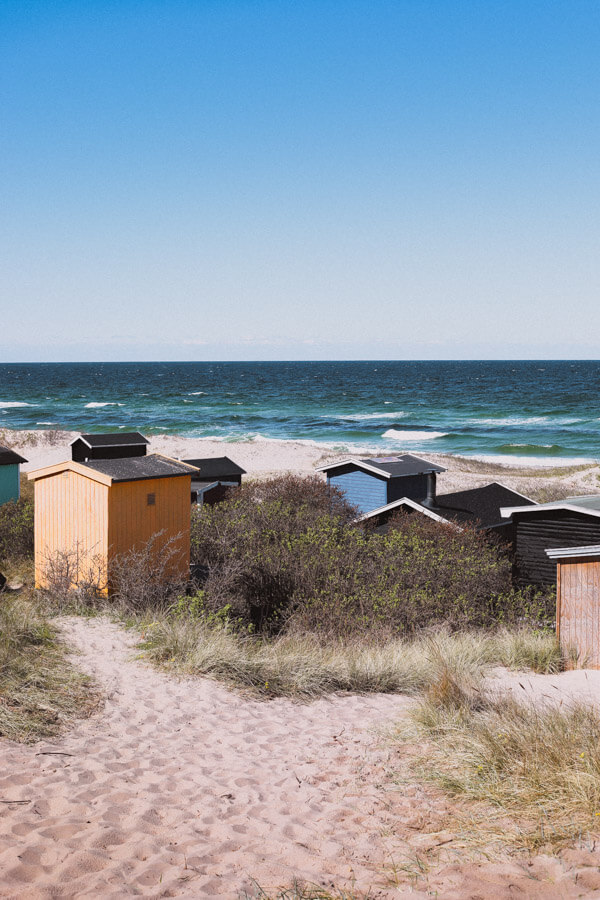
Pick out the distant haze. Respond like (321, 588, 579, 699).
(1, 2, 599, 361)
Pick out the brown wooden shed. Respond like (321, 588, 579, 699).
(546, 544, 600, 668)
(28, 454, 198, 592)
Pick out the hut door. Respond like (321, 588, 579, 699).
(559, 558, 600, 668)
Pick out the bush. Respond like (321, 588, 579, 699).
(110, 531, 189, 613)
(190, 478, 546, 635)
(0, 495, 34, 564)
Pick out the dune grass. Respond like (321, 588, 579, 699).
(240, 881, 367, 899)
(0, 595, 99, 742)
(402, 658, 600, 849)
(138, 614, 562, 699)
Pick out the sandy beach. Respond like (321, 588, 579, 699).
(3, 618, 600, 898)
(6, 427, 600, 501)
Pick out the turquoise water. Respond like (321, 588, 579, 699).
(0, 360, 599, 464)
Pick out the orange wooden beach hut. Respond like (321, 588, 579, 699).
(28, 454, 198, 591)
(546, 544, 600, 668)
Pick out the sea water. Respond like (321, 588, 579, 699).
(0, 360, 599, 465)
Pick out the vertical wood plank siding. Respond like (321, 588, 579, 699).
(557, 557, 600, 668)
(108, 476, 191, 585)
(34, 471, 109, 588)
(514, 510, 600, 587)
(34, 471, 191, 591)
(0, 465, 20, 505)
(328, 470, 387, 514)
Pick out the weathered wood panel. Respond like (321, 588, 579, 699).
(514, 510, 600, 587)
(557, 557, 600, 668)
(34, 471, 109, 589)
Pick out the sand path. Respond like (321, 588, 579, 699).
(0, 618, 418, 898)
(3, 620, 600, 898)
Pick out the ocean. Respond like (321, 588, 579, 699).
(0, 360, 599, 465)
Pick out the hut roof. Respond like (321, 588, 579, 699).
(358, 483, 535, 532)
(317, 454, 445, 479)
(28, 454, 198, 486)
(0, 445, 27, 466)
(82, 455, 197, 483)
(435, 483, 536, 528)
(70, 432, 149, 449)
(182, 456, 246, 479)
(501, 494, 600, 520)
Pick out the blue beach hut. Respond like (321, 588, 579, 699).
(316, 454, 446, 515)
(0, 446, 27, 505)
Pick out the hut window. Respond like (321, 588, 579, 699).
(147, 492, 155, 506)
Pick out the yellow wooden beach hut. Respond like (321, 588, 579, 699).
(28, 454, 198, 591)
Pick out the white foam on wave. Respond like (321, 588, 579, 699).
(189, 391, 205, 396)
(326, 411, 406, 421)
(467, 454, 597, 468)
(0, 401, 34, 408)
(382, 429, 447, 441)
(84, 402, 124, 408)
(471, 416, 582, 427)
(36, 421, 57, 425)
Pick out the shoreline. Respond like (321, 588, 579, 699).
(3, 427, 600, 500)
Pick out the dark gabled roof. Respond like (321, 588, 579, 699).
(82, 454, 197, 483)
(71, 432, 149, 449)
(318, 454, 445, 479)
(434, 483, 536, 529)
(0, 445, 27, 466)
(182, 456, 246, 478)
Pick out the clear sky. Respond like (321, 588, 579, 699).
(1, 0, 598, 361)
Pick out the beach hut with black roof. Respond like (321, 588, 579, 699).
(180, 456, 246, 505)
(70, 432, 149, 463)
(358, 481, 535, 537)
(501, 496, 600, 587)
(28, 454, 198, 591)
(0, 445, 27, 505)
(316, 454, 446, 515)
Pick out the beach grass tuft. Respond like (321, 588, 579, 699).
(402, 661, 600, 849)
(0, 595, 99, 742)
(138, 615, 561, 699)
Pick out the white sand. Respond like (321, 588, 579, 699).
(8, 428, 600, 497)
(3, 619, 600, 897)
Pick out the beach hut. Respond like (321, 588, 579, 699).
(316, 455, 446, 515)
(28, 454, 198, 591)
(70, 432, 149, 463)
(501, 496, 600, 587)
(0, 445, 27, 505)
(358, 482, 535, 537)
(181, 456, 246, 505)
(546, 544, 600, 667)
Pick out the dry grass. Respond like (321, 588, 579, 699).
(0, 595, 99, 743)
(239, 881, 367, 899)
(138, 615, 561, 699)
(402, 658, 600, 849)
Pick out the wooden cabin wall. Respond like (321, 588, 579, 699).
(71, 441, 147, 462)
(514, 510, 600, 587)
(107, 475, 191, 581)
(386, 474, 429, 504)
(557, 557, 600, 668)
(0, 464, 20, 505)
(328, 468, 387, 514)
(33, 471, 109, 589)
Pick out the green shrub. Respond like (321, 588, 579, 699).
(190, 478, 548, 635)
(0, 495, 34, 564)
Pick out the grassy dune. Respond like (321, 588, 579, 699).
(0, 595, 99, 743)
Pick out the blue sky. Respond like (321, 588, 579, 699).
(1, 1, 598, 361)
